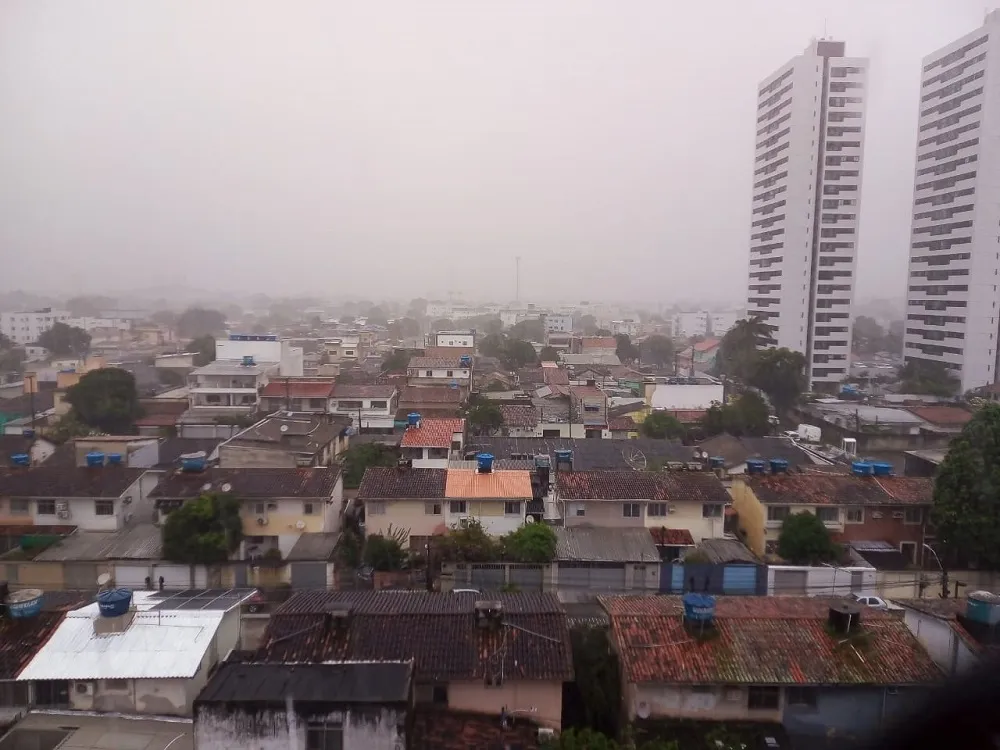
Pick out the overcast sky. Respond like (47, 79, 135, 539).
(0, 1, 992, 307)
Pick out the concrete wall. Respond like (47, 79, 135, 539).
(219, 445, 297, 469)
(903, 608, 980, 676)
(367, 499, 444, 548)
(69, 677, 192, 716)
(449, 679, 562, 730)
(195, 706, 406, 750)
(630, 683, 782, 723)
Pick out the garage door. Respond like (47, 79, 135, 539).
(590, 565, 627, 591)
(193, 566, 209, 588)
(470, 564, 505, 591)
(722, 565, 758, 595)
(773, 568, 808, 596)
(152, 564, 192, 590)
(291, 562, 327, 589)
(114, 564, 150, 588)
(558, 564, 591, 590)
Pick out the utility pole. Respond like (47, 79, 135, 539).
(515, 256, 521, 305)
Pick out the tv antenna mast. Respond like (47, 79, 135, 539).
(623, 447, 647, 471)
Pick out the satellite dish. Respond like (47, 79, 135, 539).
(97, 573, 112, 588)
(221, 483, 232, 493)
(525, 516, 536, 524)
(637, 702, 651, 719)
(295, 520, 306, 530)
(280, 424, 289, 432)
(201, 482, 212, 492)
(623, 447, 647, 471)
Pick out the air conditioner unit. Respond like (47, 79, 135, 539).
(256, 516, 269, 526)
(57, 510, 71, 520)
(871, 511, 883, 519)
(667, 505, 677, 514)
(892, 511, 904, 519)
(55, 501, 68, 511)
(538, 728, 556, 741)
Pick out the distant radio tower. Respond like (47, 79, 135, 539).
(515, 256, 521, 304)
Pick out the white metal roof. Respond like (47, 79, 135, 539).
(18, 594, 225, 681)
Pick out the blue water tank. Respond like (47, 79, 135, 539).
(97, 588, 133, 618)
(554, 449, 573, 462)
(241, 355, 255, 366)
(107, 453, 123, 466)
(6, 589, 44, 619)
(871, 462, 893, 477)
(745, 458, 766, 475)
(181, 451, 207, 472)
(86, 452, 105, 468)
(682, 593, 716, 622)
(407, 412, 421, 427)
(966, 592, 1000, 625)
(709, 456, 726, 469)
(851, 461, 873, 477)
(460, 355, 472, 367)
(21, 428, 34, 439)
(10, 453, 29, 467)
(769, 458, 789, 474)
(476, 453, 495, 473)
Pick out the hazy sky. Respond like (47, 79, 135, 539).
(0, 1, 993, 307)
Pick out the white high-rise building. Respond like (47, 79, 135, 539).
(903, 11, 1000, 394)
(745, 39, 869, 389)
(0, 308, 71, 346)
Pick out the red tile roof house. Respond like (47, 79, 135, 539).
(555, 470, 731, 544)
(248, 591, 573, 731)
(730, 472, 934, 566)
(400, 417, 465, 468)
(329, 383, 399, 432)
(258, 377, 336, 414)
(601, 595, 942, 744)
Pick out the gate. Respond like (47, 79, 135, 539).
(470, 563, 505, 590)
(291, 562, 328, 589)
(722, 565, 758, 594)
(509, 564, 544, 591)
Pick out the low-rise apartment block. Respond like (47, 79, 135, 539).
(330, 384, 399, 432)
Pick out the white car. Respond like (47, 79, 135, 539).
(852, 593, 889, 610)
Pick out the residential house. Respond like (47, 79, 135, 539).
(543, 315, 573, 335)
(0, 463, 156, 531)
(646, 378, 724, 416)
(258, 377, 336, 414)
(330, 384, 399, 432)
(216, 334, 303, 377)
(194, 660, 414, 750)
(324, 336, 364, 363)
(499, 403, 540, 438)
(150, 466, 344, 569)
(398, 385, 465, 421)
(357, 467, 449, 551)
(677, 338, 722, 375)
(553, 527, 660, 592)
(730, 469, 934, 565)
(571, 337, 617, 356)
(187, 358, 277, 415)
(898, 596, 999, 677)
(444, 466, 532, 536)
(133, 398, 188, 435)
(555, 470, 731, 543)
(0, 433, 56, 467)
(248, 591, 573, 730)
(905, 405, 973, 437)
(406, 356, 472, 389)
(16, 588, 254, 716)
(400, 417, 465, 468)
(54, 435, 162, 469)
(218, 411, 349, 468)
(602, 595, 940, 743)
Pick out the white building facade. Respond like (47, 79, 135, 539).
(0, 308, 70, 345)
(745, 39, 869, 389)
(903, 11, 1000, 393)
(673, 311, 710, 339)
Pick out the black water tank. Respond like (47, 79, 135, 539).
(828, 601, 863, 634)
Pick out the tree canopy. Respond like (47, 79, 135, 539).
(576, 314, 598, 335)
(464, 400, 503, 436)
(66, 295, 116, 317)
(188, 335, 216, 367)
(509, 318, 545, 343)
(162, 493, 243, 564)
(614, 334, 640, 364)
(65, 367, 141, 433)
(715, 316, 772, 378)
(777, 511, 838, 565)
(639, 334, 674, 368)
(701, 392, 771, 437)
(340, 443, 399, 489)
(387, 317, 420, 340)
(363, 524, 408, 571)
(176, 307, 227, 339)
(853, 316, 903, 355)
(932, 404, 1000, 567)
(538, 346, 561, 363)
(37, 322, 91, 357)
(899, 358, 959, 396)
(747, 348, 807, 411)
(366, 306, 389, 327)
(503, 523, 557, 563)
(381, 350, 412, 373)
(641, 411, 685, 439)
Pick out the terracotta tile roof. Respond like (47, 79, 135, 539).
(556, 470, 730, 504)
(649, 527, 696, 546)
(601, 596, 942, 686)
(400, 418, 465, 448)
(445, 469, 533, 499)
(500, 404, 539, 428)
(581, 337, 616, 350)
(150, 466, 340, 500)
(255, 592, 573, 682)
(569, 385, 605, 400)
(411, 708, 541, 750)
(400, 385, 464, 404)
(259, 379, 336, 399)
(408, 356, 468, 369)
(907, 405, 973, 426)
(331, 384, 397, 399)
(357, 467, 447, 499)
(133, 413, 181, 428)
(0, 466, 145, 498)
(542, 368, 570, 386)
(517, 368, 545, 386)
(693, 338, 721, 352)
(744, 473, 934, 506)
(607, 415, 636, 431)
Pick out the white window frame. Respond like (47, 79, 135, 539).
(367, 501, 386, 516)
(766, 506, 790, 523)
(504, 501, 521, 516)
(622, 502, 641, 519)
(648, 502, 667, 517)
(303, 502, 316, 516)
(815, 506, 840, 523)
(94, 500, 115, 516)
(449, 500, 467, 515)
(425, 502, 442, 516)
(845, 507, 864, 524)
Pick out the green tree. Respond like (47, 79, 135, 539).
(162, 493, 243, 564)
(615, 334, 640, 364)
(539, 346, 561, 363)
(509, 318, 545, 343)
(748, 347, 807, 411)
(0, 332, 15, 350)
(464, 400, 503, 436)
(639, 334, 674, 368)
(503, 523, 556, 563)
(701, 392, 770, 437)
(188, 335, 217, 367)
(502, 338, 537, 369)
(641, 411, 686, 439)
(176, 307, 226, 338)
(777, 511, 838, 564)
(366, 306, 389, 326)
(341, 444, 399, 489)
(900, 358, 959, 396)
(65, 368, 141, 433)
(363, 524, 408, 571)
(437, 517, 500, 562)
(407, 298, 428, 319)
(577, 314, 598, 335)
(478, 332, 507, 358)
(381, 350, 412, 372)
(388, 317, 420, 340)
(932, 404, 1000, 567)
(594, 328, 613, 337)
(715, 316, 772, 378)
(48, 413, 94, 443)
(37, 322, 91, 356)
(564, 628, 622, 737)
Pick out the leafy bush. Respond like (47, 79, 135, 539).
(162, 493, 243, 564)
(503, 523, 557, 563)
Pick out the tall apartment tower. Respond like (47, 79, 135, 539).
(903, 11, 1000, 394)
(746, 40, 869, 389)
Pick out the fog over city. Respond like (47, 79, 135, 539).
(0, 0, 991, 305)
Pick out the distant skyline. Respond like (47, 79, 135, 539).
(2, 1, 993, 303)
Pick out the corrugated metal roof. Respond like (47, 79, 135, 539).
(18, 595, 225, 681)
(34, 524, 162, 562)
(554, 527, 660, 563)
(445, 469, 533, 499)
